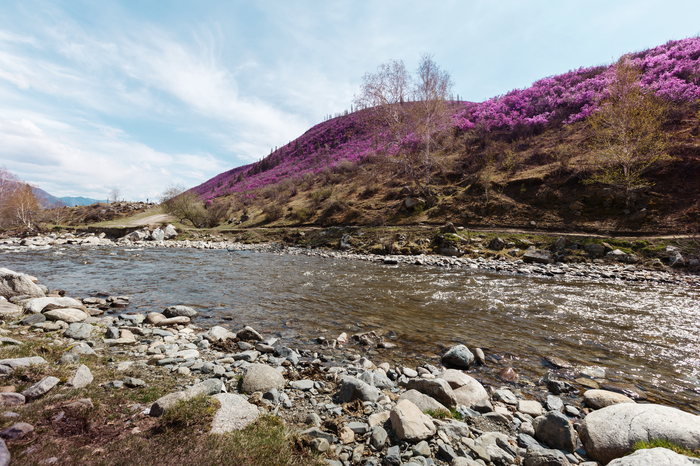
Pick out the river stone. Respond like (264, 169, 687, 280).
(151, 228, 165, 241)
(24, 297, 82, 314)
(523, 447, 571, 466)
(390, 399, 436, 442)
(210, 393, 259, 434)
(579, 403, 700, 464)
(533, 412, 577, 453)
(240, 364, 285, 394)
(493, 389, 518, 405)
(441, 345, 474, 369)
(0, 357, 47, 374)
(163, 224, 177, 239)
(371, 425, 388, 450)
(583, 389, 635, 410)
(523, 249, 553, 264)
(67, 365, 93, 389)
(21, 376, 60, 400)
(406, 378, 457, 408)
(339, 376, 380, 403)
(163, 305, 198, 318)
(0, 393, 24, 406)
(290, 380, 314, 391)
(0, 300, 20, 319)
(607, 447, 695, 465)
(439, 419, 471, 440)
(398, 389, 448, 413)
(63, 323, 93, 340)
(44, 308, 88, 323)
(146, 313, 166, 325)
(0, 422, 33, 440)
(149, 378, 223, 417)
(202, 326, 236, 343)
(301, 427, 337, 444)
(237, 325, 263, 341)
(518, 400, 544, 417)
(452, 458, 483, 466)
(0, 438, 8, 466)
(0, 269, 44, 299)
(155, 316, 190, 326)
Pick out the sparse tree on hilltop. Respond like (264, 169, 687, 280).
(587, 58, 668, 207)
(108, 187, 121, 204)
(353, 54, 454, 196)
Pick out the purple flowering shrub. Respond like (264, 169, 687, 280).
(191, 38, 700, 200)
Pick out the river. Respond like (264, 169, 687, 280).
(2, 245, 699, 412)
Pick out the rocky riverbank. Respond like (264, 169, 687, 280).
(1, 267, 700, 465)
(1, 225, 699, 288)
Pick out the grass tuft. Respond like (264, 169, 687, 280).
(632, 438, 700, 458)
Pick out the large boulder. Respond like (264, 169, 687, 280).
(151, 228, 165, 241)
(162, 305, 198, 318)
(441, 345, 474, 369)
(583, 389, 635, 410)
(532, 412, 577, 453)
(406, 378, 457, 408)
(24, 297, 83, 314)
(390, 399, 436, 442)
(210, 393, 259, 434)
(0, 357, 47, 374)
(523, 249, 553, 264)
(240, 364, 285, 394)
(0, 300, 20, 319)
(579, 403, 700, 464)
(438, 370, 489, 408)
(163, 224, 178, 239)
(607, 447, 695, 465)
(44, 308, 88, 323)
(339, 376, 379, 403)
(397, 389, 448, 413)
(201, 325, 236, 343)
(0, 268, 44, 299)
(149, 378, 223, 417)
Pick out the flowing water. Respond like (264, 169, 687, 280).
(3, 246, 700, 412)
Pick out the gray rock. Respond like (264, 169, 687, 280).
(63, 323, 93, 340)
(0, 393, 24, 406)
(21, 376, 60, 400)
(607, 447, 695, 465)
(163, 224, 177, 239)
(583, 389, 635, 409)
(384, 445, 401, 466)
(290, 379, 314, 391)
(579, 403, 700, 464)
(155, 316, 190, 326)
(0, 269, 44, 299)
(438, 443, 457, 462)
(240, 364, 285, 394)
(66, 365, 93, 389)
(123, 377, 145, 388)
(274, 346, 299, 365)
(398, 389, 448, 413)
(0, 422, 33, 440)
(371, 426, 388, 450)
(390, 399, 436, 442)
(310, 437, 329, 453)
(441, 345, 474, 369)
(105, 327, 120, 339)
(24, 297, 82, 314)
(523, 447, 571, 466)
(493, 389, 518, 405)
(210, 393, 260, 434)
(237, 325, 263, 341)
(533, 412, 578, 453)
(518, 399, 544, 417)
(44, 308, 88, 323)
(233, 350, 259, 362)
(452, 457, 483, 466)
(523, 249, 553, 264)
(439, 419, 471, 440)
(301, 427, 337, 444)
(0, 438, 8, 466)
(545, 395, 564, 413)
(151, 228, 165, 241)
(19, 314, 46, 326)
(339, 376, 380, 403)
(202, 326, 237, 343)
(149, 378, 223, 417)
(413, 440, 431, 457)
(406, 378, 457, 407)
(163, 305, 198, 318)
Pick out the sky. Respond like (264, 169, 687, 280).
(0, 0, 699, 201)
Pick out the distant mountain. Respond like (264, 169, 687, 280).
(31, 187, 69, 208)
(59, 196, 105, 207)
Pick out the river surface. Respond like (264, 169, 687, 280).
(2, 245, 700, 412)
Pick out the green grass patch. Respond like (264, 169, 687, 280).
(425, 408, 463, 421)
(632, 438, 700, 458)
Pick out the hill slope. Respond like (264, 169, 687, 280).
(189, 37, 700, 234)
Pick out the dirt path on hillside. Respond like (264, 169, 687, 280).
(128, 213, 174, 226)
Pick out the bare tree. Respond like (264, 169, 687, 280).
(3, 183, 41, 229)
(353, 55, 454, 196)
(108, 187, 121, 204)
(586, 58, 668, 207)
(159, 184, 229, 228)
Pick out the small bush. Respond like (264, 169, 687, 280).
(158, 395, 219, 434)
(263, 204, 284, 222)
(293, 208, 311, 223)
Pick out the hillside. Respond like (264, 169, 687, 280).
(189, 38, 700, 235)
(31, 187, 68, 208)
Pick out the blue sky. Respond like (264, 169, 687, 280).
(1, 0, 699, 201)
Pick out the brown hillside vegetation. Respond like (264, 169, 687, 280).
(211, 102, 700, 236)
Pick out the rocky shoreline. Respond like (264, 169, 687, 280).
(1, 265, 700, 465)
(1, 226, 699, 288)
